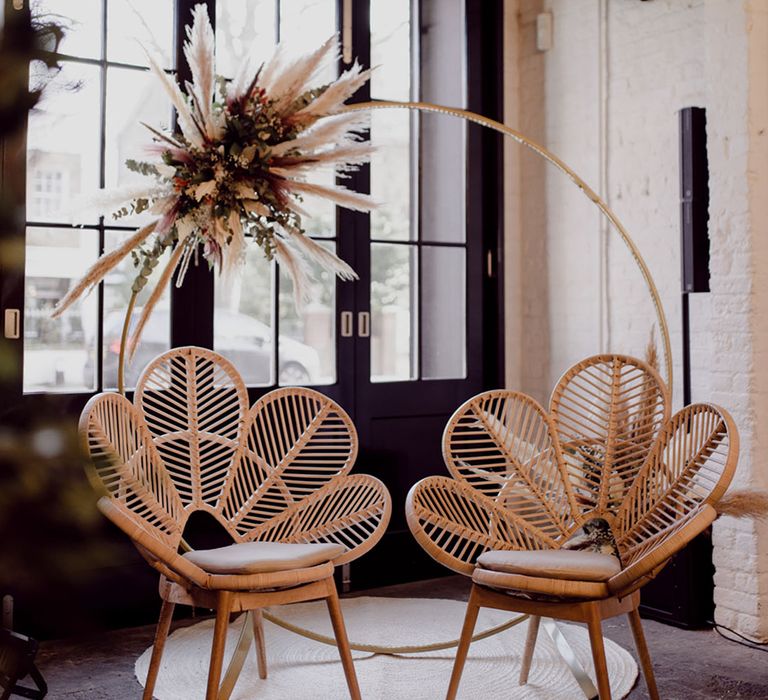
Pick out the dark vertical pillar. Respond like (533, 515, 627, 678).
(466, 0, 504, 390)
(641, 107, 713, 629)
(679, 106, 710, 406)
(171, 0, 215, 350)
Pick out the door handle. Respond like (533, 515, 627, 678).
(358, 311, 370, 338)
(342, 0, 353, 64)
(4, 309, 20, 339)
(340, 311, 354, 337)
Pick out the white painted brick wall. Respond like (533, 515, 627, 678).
(506, 0, 768, 639)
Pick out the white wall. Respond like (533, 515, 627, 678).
(505, 0, 768, 639)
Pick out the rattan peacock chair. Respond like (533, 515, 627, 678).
(79, 346, 391, 700)
(406, 353, 738, 700)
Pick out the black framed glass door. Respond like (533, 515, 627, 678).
(1, 0, 503, 609)
(343, 0, 504, 586)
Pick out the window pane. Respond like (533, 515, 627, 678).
(422, 245, 465, 379)
(420, 0, 466, 243)
(279, 0, 335, 62)
(371, 0, 411, 101)
(419, 114, 465, 244)
(371, 243, 416, 382)
(105, 66, 171, 225)
(214, 244, 275, 386)
(370, 0, 413, 242)
(107, 0, 174, 68)
(420, 0, 465, 108)
(27, 63, 100, 225)
(101, 230, 172, 390)
(371, 110, 413, 242)
(216, 0, 276, 80)
(24, 227, 98, 393)
(278, 0, 337, 241)
(278, 241, 336, 386)
(32, 0, 102, 60)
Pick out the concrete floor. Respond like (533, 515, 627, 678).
(33, 576, 768, 699)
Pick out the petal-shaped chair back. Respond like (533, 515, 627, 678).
(408, 353, 738, 588)
(442, 391, 577, 542)
(221, 387, 361, 542)
(81, 346, 390, 568)
(614, 402, 738, 572)
(549, 354, 670, 520)
(136, 347, 249, 512)
(80, 391, 185, 550)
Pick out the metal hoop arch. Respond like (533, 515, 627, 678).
(345, 99, 673, 389)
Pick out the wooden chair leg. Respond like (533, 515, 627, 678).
(206, 592, 233, 700)
(585, 603, 611, 700)
(518, 614, 540, 685)
(143, 599, 175, 700)
(252, 609, 268, 680)
(627, 607, 659, 700)
(325, 583, 361, 700)
(446, 586, 482, 700)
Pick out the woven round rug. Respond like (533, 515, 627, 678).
(136, 596, 638, 699)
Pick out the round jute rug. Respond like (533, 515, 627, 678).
(135, 596, 638, 699)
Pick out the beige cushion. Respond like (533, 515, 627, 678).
(183, 541, 347, 575)
(476, 549, 621, 582)
(472, 568, 611, 599)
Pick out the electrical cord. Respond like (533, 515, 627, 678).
(707, 620, 768, 653)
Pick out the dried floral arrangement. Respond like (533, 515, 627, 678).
(52, 3, 374, 359)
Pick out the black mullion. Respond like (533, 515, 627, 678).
(271, 0, 280, 387)
(414, 240, 421, 380)
(414, 0, 422, 382)
(96, 0, 109, 391)
(37, 53, 153, 72)
(94, 223, 141, 231)
(272, 254, 279, 387)
(344, 0, 370, 413)
(27, 221, 101, 230)
(370, 238, 465, 248)
(27, 221, 146, 232)
(0, 0, 30, 400)
(466, 0, 503, 390)
(171, 0, 215, 351)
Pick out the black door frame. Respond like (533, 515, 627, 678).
(342, 0, 506, 588)
(0, 0, 505, 632)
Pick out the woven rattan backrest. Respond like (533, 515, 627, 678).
(549, 354, 670, 520)
(136, 347, 249, 511)
(614, 402, 737, 566)
(414, 353, 737, 580)
(80, 346, 390, 566)
(79, 391, 185, 549)
(220, 387, 359, 540)
(442, 391, 578, 543)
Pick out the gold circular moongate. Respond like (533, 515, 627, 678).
(345, 100, 673, 390)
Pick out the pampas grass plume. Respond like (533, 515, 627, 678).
(717, 490, 768, 520)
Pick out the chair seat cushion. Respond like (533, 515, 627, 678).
(471, 568, 611, 599)
(476, 549, 621, 582)
(183, 541, 347, 575)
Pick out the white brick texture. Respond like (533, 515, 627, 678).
(505, 0, 768, 639)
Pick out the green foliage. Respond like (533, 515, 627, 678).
(129, 231, 177, 294)
(112, 197, 150, 220)
(125, 159, 160, 178)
